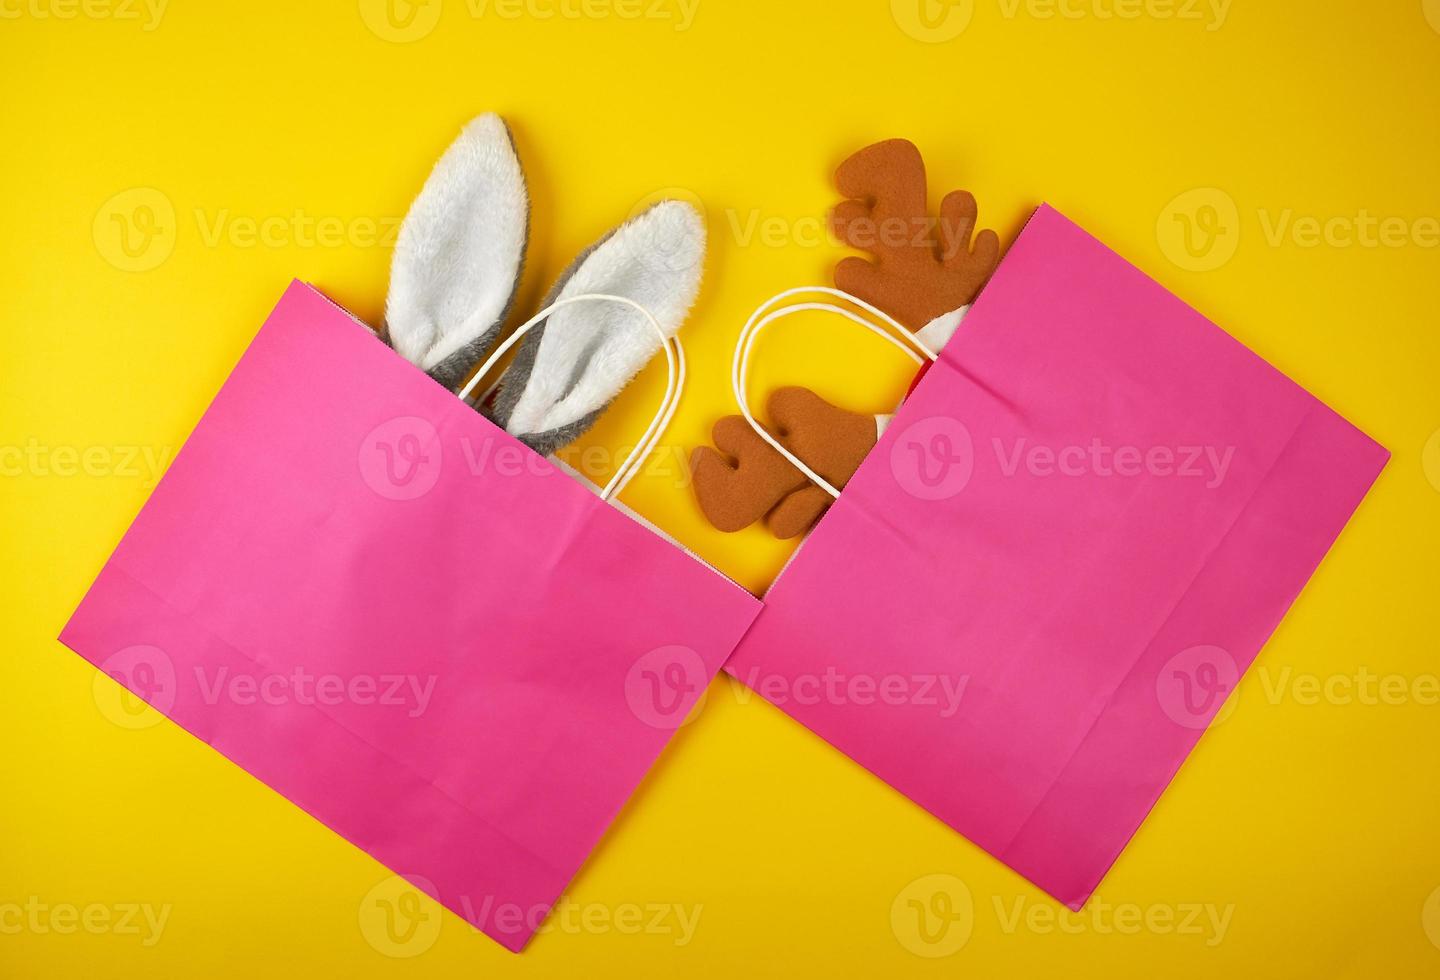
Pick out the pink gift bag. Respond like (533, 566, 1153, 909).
(61, 281, 761, 952)
(723, 205, 1388, 908)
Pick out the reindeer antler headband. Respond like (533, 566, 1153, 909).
(690, 139, 1001, 539)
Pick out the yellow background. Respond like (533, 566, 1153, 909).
(4, 0, 1439, 976)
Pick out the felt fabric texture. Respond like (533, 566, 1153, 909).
(492, 200, 706, 457)
(765, 485, 836, 540)
(384, 114, 529, 389)
(487, 230, 618, 457)
(690, 139, 1000, 540)
(769, 387, 876, 483)
(830, 138, 999, 331)
(916, 304, 970, 352)
(382, 114, 708, 464)
(691, 415, 809, 533)
(690, 387, 878, 539)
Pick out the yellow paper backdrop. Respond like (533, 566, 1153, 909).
(3, 1, 1438, 976)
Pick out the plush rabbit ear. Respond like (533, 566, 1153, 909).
(490, 200, 706, 456)
(384, 113, 529, 390)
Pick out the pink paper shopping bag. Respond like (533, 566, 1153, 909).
(723, 205, 1388, 908)
(61, 281, 760, 952)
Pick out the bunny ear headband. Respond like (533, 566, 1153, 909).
(382, 113, 706, 458)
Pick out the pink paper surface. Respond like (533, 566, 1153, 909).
(61, 281, 761, 952)
(724, 205, 1388, 908)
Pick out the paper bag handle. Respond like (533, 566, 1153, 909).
(732, 286, 938, 499)
(457, 294, 684, 502)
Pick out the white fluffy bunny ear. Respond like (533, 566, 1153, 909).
(490, 200, 706, 456)
(384, 114, 529, 389)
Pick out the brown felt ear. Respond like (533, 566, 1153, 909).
(763, 389, 878, 537)
(690, 388, 879, 538)
(765, 485, 832, 540)
(831, 139, 999, 330)
(690, 415, 808, 533)
(768, 387, 877, 489)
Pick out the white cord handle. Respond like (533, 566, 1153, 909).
(459, 293, 682, 502)
(732, 286, 938, 500)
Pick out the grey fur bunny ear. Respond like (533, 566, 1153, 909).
(384, 113, 529, 389)
(490, 200, 706, 456)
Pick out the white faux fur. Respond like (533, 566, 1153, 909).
(915, 304, 970, 353)
(386, 114, 528, 372)
(504, 200, 706, 436)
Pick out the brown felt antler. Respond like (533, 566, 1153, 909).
(830, 138, 1000, 330)
(691, 139, 1001, 540)
(690, 388, 877, 539)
